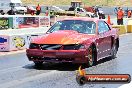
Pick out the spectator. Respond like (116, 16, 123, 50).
(127, 9, 131, 18)
(98, 9, 104, 19)
(45, 7, 49, 16)
(7, 7, 15, 15)
(117, 7, 124, 25)
(0, 10, 5, 15)
(36, 4, 41, 15)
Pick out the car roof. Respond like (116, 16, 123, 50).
(59, 17, 102, 22)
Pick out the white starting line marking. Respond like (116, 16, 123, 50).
(118, 81, 132, 88)
(0, 66, 24, 74)
(0, 70, 61, 88)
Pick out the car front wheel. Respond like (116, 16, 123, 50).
(86, 46, 97, 67)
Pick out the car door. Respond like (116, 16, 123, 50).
(96, 21, 112, 60)
(102, 21, 112, 56)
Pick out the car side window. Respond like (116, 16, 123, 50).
(104, 22, 110, 31)
(98, 21, 110, 34)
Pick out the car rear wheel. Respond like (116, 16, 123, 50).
(111, 41, 118, 59)
(33, 61, 43, 66)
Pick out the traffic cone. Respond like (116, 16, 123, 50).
(107, 15, 112, 25)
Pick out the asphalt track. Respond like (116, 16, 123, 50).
(0, 33, 132, 88)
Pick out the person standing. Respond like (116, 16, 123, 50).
(0, 10, 5, 15)
(45, 7, 49, 16)
(36, 4, 41, 15)
(127, 9, 131, 18)
(117, 7, 124, 25)
(7, 7, 15, 15)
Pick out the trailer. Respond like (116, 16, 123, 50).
(0, 0, 27, 15)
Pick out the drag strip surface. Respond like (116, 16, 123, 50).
(0, 34, 132, 88)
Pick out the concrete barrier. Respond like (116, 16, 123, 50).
(127, 25, 132, 33)
(0, 27, 49, 51)
(112, 25, 126, 35)
(127, 20, 132, 33)
(0, 34, 38, 51)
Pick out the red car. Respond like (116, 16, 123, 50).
(26, 17, 119, 66)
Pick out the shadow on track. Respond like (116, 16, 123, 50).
(23, 57, 116, 71)
(23, 62, 81, 71)
(97, 57, 116, 65)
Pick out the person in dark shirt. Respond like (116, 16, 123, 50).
(36, 4, 41, 15)
(7, 7, 15, 15)
(0, 10, 5, 15)
(117, 7, 124, 25)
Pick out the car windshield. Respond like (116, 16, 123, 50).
(47, 20, 96, 34)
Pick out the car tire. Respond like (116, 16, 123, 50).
(86, 46, 97, 67)
(34, 61, 43, 66)
(111, 41, 118, 59)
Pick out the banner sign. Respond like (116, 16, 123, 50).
(0, 34, 43, 51)
(15, 17, 39, 28)
(0, 16, 50, 29)
(0, 18, 9, 29)
(0, 36, 9, 51)
(10, 35, 27, 50)
(12, 36, 26, 49)
(39, 16, 50, 27)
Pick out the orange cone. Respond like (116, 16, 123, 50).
(107, 15, 111, 25)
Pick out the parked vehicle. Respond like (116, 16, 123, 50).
(0, 0, 27, 15)
(50, 0, 94, 17)
(25, 6, 36, 15)
(26, 17, 119, 67)
(66, 7, 94, 17)
(50, 6, 65, 12)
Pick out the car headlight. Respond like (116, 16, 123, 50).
(29, 43, 39, 49)
(63, 44, 85, 50)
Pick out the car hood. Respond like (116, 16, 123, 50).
(32, 30, 95, 44)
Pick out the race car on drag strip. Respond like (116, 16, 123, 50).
(26, 17, 119, 67)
